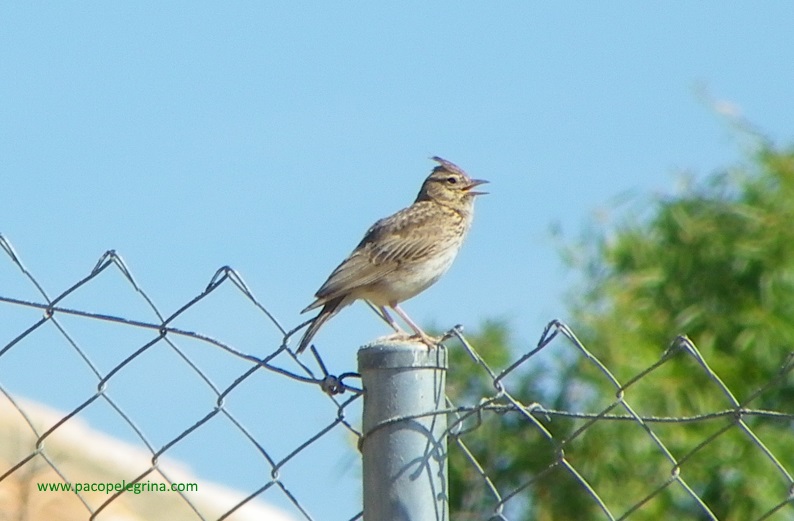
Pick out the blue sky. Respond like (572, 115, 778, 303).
(2, 3, 794, 519)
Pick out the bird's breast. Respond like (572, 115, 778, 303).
(359, 238, 463, 306)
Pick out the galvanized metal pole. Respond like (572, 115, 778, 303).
(359, 338, 448, 521)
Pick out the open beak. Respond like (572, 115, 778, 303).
(464, 178, 489, 196)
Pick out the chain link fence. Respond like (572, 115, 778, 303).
(1, 233, 793, 520)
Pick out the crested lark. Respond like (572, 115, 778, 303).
(296, 157, 487, 353)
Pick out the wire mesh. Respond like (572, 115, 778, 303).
(444, 322, 794, 520)
(2, 232, 793, 520)
(0, 235, 363, 520)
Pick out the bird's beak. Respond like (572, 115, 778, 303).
(464, 179, 489, 196)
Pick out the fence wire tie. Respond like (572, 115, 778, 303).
(524, 402, 551, 423)
(441, 324, 464, 342)
(307, 345, 360, 395)
(448, 400, 485, 438)
(320, 373, 361, 396)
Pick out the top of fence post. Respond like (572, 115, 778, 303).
(358, 337, 449, 521)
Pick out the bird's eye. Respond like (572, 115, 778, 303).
(446, 176, 457, 184)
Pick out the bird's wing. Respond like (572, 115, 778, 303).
(302, 204, 442, 310)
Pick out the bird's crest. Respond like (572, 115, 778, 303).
(430, 156, 467, 176)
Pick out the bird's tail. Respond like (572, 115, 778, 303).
(296, 297, 344, 354)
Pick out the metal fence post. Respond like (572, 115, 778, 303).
(358, 338, 448, 521)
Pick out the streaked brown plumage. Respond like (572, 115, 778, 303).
(296, 157, 487, 353)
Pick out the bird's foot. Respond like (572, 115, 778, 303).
(379, 331, 440, 349)
(408, 332, 441, 350)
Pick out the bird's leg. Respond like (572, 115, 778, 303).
(366, 301, 406, 333)
(379, 306, 406, 334)
(390, 304, 439, 349)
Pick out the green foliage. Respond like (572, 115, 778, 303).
(575, 145, 794, 399)
(447, 143, 794, 520)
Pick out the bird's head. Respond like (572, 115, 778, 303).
(416, 156, 489, 205)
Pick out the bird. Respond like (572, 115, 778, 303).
(296, 156, 488, 354)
